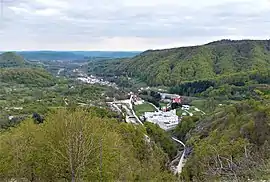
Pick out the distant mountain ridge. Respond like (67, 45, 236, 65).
(89, 39, 270, 86)
(3, 51, 141, 61)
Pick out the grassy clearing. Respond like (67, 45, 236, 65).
(159, 102, 168, 108)
(176, 108, 184, 116)
(190, 99, 206, 110)
(134, 103, 157, 117)
(176, 106, 205, 117)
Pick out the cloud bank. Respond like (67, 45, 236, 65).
(1, 0, 270, 50)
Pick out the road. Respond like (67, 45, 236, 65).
(57, 68, 64, 75)
(110, 97, 143, 125)
(172, 137, 186, 175)
(148, 102, 160, 111)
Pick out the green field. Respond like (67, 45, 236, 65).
(190, 99, 206, 110)
(176, 105, 205, 117)
(134, 103, 157, 117)
(159, 102, 168, 108)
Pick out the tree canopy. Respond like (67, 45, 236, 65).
(0, 108, 176, 181)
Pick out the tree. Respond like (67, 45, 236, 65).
(174, 116, 199, 141)
(32, 112, 44, 124)
(144, 122, 177, 159)
(0, 109, 176, 181)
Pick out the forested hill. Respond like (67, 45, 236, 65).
(0, 52, 55, 86)
(177, 99, 270, 181)
(0, 68, 56, 86)
(0, 52, 27, 68)
(89, 39, 270, 86)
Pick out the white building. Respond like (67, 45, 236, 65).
(77, 76, 118, 88)
(159, 93, 180, 100)
(144, 110, 179, 131)
(8, 116, 14, 120)
(182, 105, 190, 110)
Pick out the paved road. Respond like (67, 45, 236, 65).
(148, 102, 160, 111)
(172, 137, 186, 174)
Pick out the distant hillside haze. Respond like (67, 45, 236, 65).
(89, 39, 270, 86)
(6, 51, 141, 61)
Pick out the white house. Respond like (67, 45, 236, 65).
(182, 105, 190, 110)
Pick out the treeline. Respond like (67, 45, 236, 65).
(0, 108, 176, 181)
(170, 80, 215, 96)
(139, 90, 161, 107)
(170, 69, 270, 99)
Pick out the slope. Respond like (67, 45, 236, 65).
(0, 108, 176, 181)
(178, 99, 270, 181)
(0, 68, 56, 86)
(89, 39, 270, 86)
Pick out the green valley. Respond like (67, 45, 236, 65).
(87, 39, 270, 181)
(0, 39, 270, 181)
(0, 52, 123, 129)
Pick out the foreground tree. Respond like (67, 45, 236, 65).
(0, 108, 176, 181)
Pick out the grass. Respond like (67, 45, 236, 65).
(176, 106, 205, 117)
(134, 103, 157, 117)
(190, 99, 206, 110)
(159, 102, 168, 108)
(176, 108, 184, 116)
(150, 86, 170, 92)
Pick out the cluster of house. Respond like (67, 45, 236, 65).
(77, 75, 118, 88)
(159, 93, 182, 112)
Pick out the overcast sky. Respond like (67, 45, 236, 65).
(1, 0, 270, 51)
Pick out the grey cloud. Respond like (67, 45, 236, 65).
(1, 0, 270, 50)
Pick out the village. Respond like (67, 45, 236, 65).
(73, 68, 205, 131)
(74, 69, 119, 88)
(107, 91, 205, 131)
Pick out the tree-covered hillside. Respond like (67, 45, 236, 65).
(0, 68, 56, 87)
(180, 100, 270, 181)
(0, 108, 176, 181)
(0, 52, 54, 86)
(89, 39, 270, 86)
(170, 69, 270, 99)
(0, 52, 26, 68)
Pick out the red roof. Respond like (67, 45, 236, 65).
(172, 97, 182, 103)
